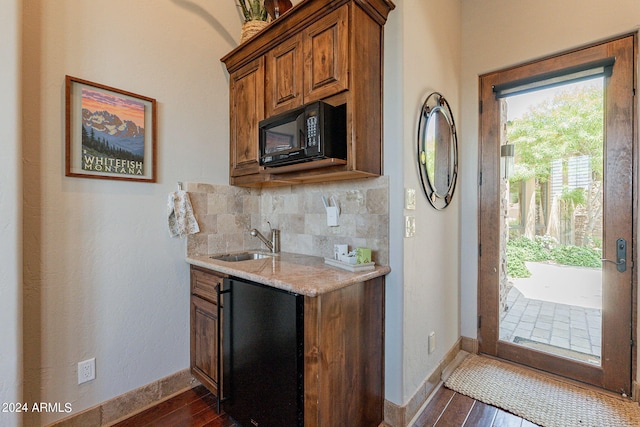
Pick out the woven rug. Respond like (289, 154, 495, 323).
(444, 354, 640, 427)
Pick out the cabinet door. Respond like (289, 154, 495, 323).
(191, 267, 223, 303)
(303, 6, 349, 103)
(229, 57, 265, 177)
(191, 295, 220, 394)
(265, 34, 304, 117)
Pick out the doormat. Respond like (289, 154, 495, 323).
(513, 336, 601, 365)
(444, 354, 640, 427)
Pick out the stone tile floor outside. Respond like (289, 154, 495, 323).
(499, 262, 602, 365)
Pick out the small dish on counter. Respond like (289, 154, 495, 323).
(324, 257, 375, 272)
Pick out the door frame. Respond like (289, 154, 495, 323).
(477, 33, 637, 394)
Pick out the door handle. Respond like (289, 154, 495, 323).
(217, 279, 232, 411)
(601, 238, 626, 272)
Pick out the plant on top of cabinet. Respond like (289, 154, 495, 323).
(237, 0, 268, 21)
(237, 0, 269, 43)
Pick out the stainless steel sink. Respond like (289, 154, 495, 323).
(210, 252, 273, 262)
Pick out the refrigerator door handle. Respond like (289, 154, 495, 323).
(216, 278, 233, 412)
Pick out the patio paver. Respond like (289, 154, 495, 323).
(500, 286, 602, 364)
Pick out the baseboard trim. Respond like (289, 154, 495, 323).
(47, 369, 198, 427)
(49, 338, 484, 427)
(384, 337, 470, 427)
(461, 336, 478, 354)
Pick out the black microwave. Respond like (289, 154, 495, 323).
(259, 101, 346, 167)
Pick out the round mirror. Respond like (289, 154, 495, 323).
(417, 92, 458, 210)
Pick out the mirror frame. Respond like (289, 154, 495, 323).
(417, 92, 458, 210)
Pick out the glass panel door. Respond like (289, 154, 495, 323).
(477, 34, 634, 394)
(498, 79, 604, 366)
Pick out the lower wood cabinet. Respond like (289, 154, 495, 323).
(303, 276, 385, 426)
(190, 266, 225, 397)
(189, 265, 385, 426)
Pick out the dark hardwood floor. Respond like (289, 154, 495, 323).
(112, 383, 539, 427)
(111, 385, 234, 427)
(413, 386, 540, 427)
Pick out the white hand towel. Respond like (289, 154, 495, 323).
(168, 190, 200, 238)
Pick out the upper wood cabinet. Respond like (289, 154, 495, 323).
(265, 7, 348, 117)
(302, 6, 349, 103)
(222, 0, 395, 187)
(229, 58, 264, 178)
(265, 34, 303, 117)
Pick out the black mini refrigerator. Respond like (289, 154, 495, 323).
(222, 278, 304, 427)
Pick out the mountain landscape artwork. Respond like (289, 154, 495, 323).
(80, 87, 146, 175)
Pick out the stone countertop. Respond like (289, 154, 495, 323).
(186, 252, 390, 297)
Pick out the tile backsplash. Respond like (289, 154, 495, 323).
(186, 176, 389, 265)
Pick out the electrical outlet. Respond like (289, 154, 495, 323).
(326, 206, 339, 227)
(78, 358, 96, 384)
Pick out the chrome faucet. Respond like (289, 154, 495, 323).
(250, 221, 280, 253)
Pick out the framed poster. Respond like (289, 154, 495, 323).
(65, 75, 157, 182)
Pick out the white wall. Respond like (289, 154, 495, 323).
(384, 0, 462, 405)
(21, 1, 242, 424)
(460, 0, 640, 372)
(0, 0, 23, 426)
(383, 0, 405, 406)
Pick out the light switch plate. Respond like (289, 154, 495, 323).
(405, 188, 416, 210)
(404, 216, 416, 237)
